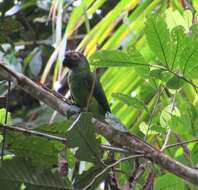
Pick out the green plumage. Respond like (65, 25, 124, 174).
(63, 51, 110, 118)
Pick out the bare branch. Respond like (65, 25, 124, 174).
(0, 124, 67, 143)
(165, 138, 198, 149)
(0, 63, 80, 116)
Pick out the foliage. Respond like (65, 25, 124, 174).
(0, 0, 198, 189)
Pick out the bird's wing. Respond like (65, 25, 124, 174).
(84, 73, 111, 112)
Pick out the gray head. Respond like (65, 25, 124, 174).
(63, 51, 90, 71)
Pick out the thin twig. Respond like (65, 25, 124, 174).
(1, 81, 11, 162)
(82, 154, 144, 190)
(144, 86, 165, 141)
(164, 138, 198, 149)
(86, 71, 97, 111)
(0, 124, 67, 143)
(124, 164, 145, 189)
(0, 124, 129, 154)
(161, 92, 177, 151)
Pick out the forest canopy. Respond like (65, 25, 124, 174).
(0, 0, 198, 189)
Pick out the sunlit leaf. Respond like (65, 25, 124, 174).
(154, 174, 184, 189)
(168, 115, 191, 135)
(139, 122, 158, 135)
(165, 9, 188, 31)
(90, 50, 147, 68)
(0, 108, 12, 125)
(145, 15, 171, 67)
(112, 93, 146, 111)
(66, 0, 95, 35)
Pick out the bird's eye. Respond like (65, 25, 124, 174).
(71, 53, 80, 60)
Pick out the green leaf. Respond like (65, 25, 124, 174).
(178, 40, 198, 78)
(66, 0, 94, 35)
(74, 164, 107, 189)
(66, 112, 101, 163)
(154, 174, 184, 189)
(112, 93, 147, 111)
(29, 47, 43, 77)
(0, 158, 70, 190)
(160, 105, 180, 128)
(127, 47, 149, 77)
(7, 133, 63, 166)
(90, 50, 148, 67)
(188, 65, 198, 79)
(149, 68, 163, 79)
(165, 9, 188, 31)
(192, 0, 198, 11)
(169, 26, 189, 70)
(166, 75, 184, 90)
(139, 122, 158, 135)
(175, 143, 195, 158)
(149, 68, 172, 83)
(184, 10, 193, 29)
(0, 108, 12, 125)
(192, 143, 198, 164)
(190, 23, 198, 39)
(168, 115, 191, 135)
(145, 15, 171, 66)
(37, 120, 72, 134)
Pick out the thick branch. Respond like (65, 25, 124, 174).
(0, 63, 80, 115)
(92, 119, 198, 185)
(0, 63, 198, 186)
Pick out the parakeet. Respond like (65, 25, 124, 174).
(63, 51, 110, 118)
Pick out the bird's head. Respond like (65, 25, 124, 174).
(63, 51, 90, 71)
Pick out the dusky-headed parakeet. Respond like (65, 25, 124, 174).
(63, 51, 110, 118)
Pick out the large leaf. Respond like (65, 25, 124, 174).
(90, 50, 147, 67)
(145, 15, 171, 67)
(154, 174, 184, 189)
(74, 164, 107, 189)
(66, 0, 95, 35)
(179, 40, 198, 78)
(168, 114, 191, 135)
(0, 159, 70, 190)
(127, 47, 150, 77)
(166, 75, 184, 90)
(112, 93, 147, 111)
(7, 133, 64, 167)
(66, 112, 101, 163)
(29, 47, 43, 77)
(169, 26, 189, 70)
(165, 9, 188, 31)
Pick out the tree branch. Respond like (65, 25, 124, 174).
(0, 124, 129, 154)
(0, 124, 67, 143)
(0, 63, 198, 186)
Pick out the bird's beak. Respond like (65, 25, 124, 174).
(63, 54, 72, 68)
(62, 57, 69, 67)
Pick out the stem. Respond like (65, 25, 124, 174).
(1, 81, 11, 162)
(161, 92, 177, 151)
